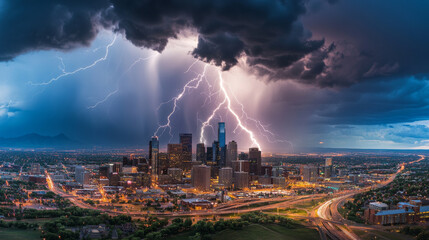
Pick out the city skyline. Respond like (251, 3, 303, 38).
(1, 2, 429, 240)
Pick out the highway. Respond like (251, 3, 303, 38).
(44, 155, 425, 239)
(313, 155, 425, 240)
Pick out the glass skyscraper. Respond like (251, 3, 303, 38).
(179, 133, 192, 154)
(149, 136, 159, 175)
(218, 122, 226, 166)
(218, 122, 226, 147)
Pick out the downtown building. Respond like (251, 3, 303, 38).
(365, 201, 429, 225)
(191, 165, 211, 191)
(219, 167, 233, 188)
(180, 133, 193, 170)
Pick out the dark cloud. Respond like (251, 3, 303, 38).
(0, 0, 327, 83)
(0, 0, 111, 61)
(110, 0, 324, 73)
(2, 0, 429, 88)
(301, 1, 429, 87)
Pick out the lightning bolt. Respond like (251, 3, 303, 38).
(199, 98, 226, 145)
(87, 89, 119, 109)
(30, 35, 117, 86)
(154, 64, 208, 139)
(199, 70, 262, 150)
(124, 53, 159, 74)
(86, 53, 158, 110)
(217, 71, 262, 150)
(229, 87, 293, 147)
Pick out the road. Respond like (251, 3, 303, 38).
(313, 155, 425, 240)
(44, 155, 425, 239)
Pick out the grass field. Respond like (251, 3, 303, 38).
(292, 197, 329, 209)
(0, 228, 40, 240)
(167, 224, 320, 240)
(264, 207, 308, 216)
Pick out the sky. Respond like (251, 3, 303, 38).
(1, 0, 429, 152)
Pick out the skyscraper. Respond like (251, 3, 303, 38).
(249, 147, 262, 175)
(206, 146, 213, 162)
(168, 143, 183, 169)
(212, 141, 220, 164)
(196, 143, 206, 163)
(218, 122, 226, 147)
(226, 140, 238, 167)
(303, 165, 318, 182)
(325, 158, 332, 167)
(179, 133, 192, 153)
(324, 158, 333, 178)
(158, 153, 169, 175)
(149, 136, 159, 175)
(219, 167, 233, 188)
(75, 166, 85, 184)
(180, 133, 192, 170)
(218, 122, 226, 166)
(191, 165, 211, 191)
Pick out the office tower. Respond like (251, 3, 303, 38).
(212, 141, 220, 165)
(82, 171, 91, 185)
(303, 165, 318, 182)
(158, 153, 169, 175)
(168, 168, 183, 182)
(232, 160, 250, 173)
(75, 166, 85, 184)
(218, 122, 226, 147)
(234, 171, 249, 189)
(30, 163, 41, 175)
(168, 143, 183, 169)
(324, 158, 333, 178)
(113, 162, 123, 173)
(325, 158, 332, 166)
(238, 152, 248, 160)
(180, 133, 193, 171)
(149, 136, 159, 175)
(180, 133, 192, 155)
(109, 172, 120, 186)
(249, 147, 262, 175)
(218, 122, 226, 166)
(219, 167, 233, 188)
(226, 140, 238, 167)
(206, 146, 213, 162)
(191, 165, 211, 191)
(196, 143, 206, 163)
(99, 165, 110, 179)
(123, 156, 133, 166)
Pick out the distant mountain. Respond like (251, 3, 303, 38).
(0, 133, 79, 149)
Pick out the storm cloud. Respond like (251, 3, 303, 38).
(2, 0, 429, 88)
(0, 0, 327, 83)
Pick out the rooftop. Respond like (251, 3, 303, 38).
(375, 209, 414, 216)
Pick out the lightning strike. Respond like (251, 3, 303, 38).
(230, 88, 293, 146)
(199, 70, 262, 150)
(124, 53, 159, 74)
(199, 98, 227, 145)
(87, 89, 119, 109)
(154, 64, 208, 139)
(30, 35, 117, 86)
(217, 71, 262, 150)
